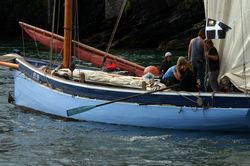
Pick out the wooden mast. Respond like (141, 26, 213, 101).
(63, 0, 72, 68)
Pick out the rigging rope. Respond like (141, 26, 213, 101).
(55, 0, 62, 63)
(73, 0, 80, 58)
(21, 27, 26, 57)
(49, 0, 57, 62)
(47, 0, 62, 68)
(32, 30, 40, 58)
(56, 0, 61, 36)
(102, 0, 127, 65)
(240, 0, 248, 93)
(204, 0, 209, 92)
(239, 0, 250, 105)
(205, 0, 208, 28)
(72, 0, 81, 76)
(175, 91, 206, 107)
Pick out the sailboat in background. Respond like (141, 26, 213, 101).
(19, 22, 145, 77)
(0, 0, 250, 131)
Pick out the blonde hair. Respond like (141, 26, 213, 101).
(176, 56, 192, 73)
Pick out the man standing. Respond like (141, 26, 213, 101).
(205, 39, 220, 91)
(188, 28, 206, 91)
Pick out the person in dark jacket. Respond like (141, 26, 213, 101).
(205, 39, 220, 91)
(176, 57, 197, 92)
(162, 56, 197, 92)
(160, 52, 173, 78)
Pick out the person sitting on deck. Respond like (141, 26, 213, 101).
(176, 57, 198, 92)
(161, 56, 185, 87)
(161, 65, 179, 86)
(162, 56, 197, 92)
(160, 52, 173, 78)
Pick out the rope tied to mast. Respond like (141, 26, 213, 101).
(102, 0, 128, 66)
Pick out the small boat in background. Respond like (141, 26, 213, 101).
(19, 22, 145, 76)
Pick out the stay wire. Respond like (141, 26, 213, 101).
(56, 0, 61, 37)
(21, 27, 26, 57)
(32, 30, 41, 58)
(73, 0, 80, 60)
(102, 0, 127, 65)
(240, 0, 248, 93)
(49, 0, 57, 63)
(239, 0, 250, 107)
(73, 0, 82, 76)
(175, 91, 204, 107)
(48, 0, 61, 68)
(204, 0, 209, 92)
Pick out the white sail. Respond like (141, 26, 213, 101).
(204, 0, 250, 92)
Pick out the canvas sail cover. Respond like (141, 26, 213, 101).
(204, 0, 250, 92)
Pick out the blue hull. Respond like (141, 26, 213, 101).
(13, 70, 250, 131)
(18, 59, 250, 108)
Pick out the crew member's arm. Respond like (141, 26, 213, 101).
(206, 54, 219, 61)
(188, 40, 193, 62)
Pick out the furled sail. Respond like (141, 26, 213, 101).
(204, 0, 250, 92)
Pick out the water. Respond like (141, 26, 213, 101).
(1, 40, 250, 165)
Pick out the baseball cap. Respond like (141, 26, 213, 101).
(165, 52, 172, 57)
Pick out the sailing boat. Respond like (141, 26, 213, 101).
(19, 22, 145, 77)
(1, 0, 250, 131)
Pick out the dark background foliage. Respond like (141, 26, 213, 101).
(0, 0, 205, 50)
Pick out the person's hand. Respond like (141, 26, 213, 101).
(174, 71, 181, 80)
(205, 53, 209, 59)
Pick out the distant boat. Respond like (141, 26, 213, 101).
(19, 22, 145, 77)
(0, 0, 250, 131)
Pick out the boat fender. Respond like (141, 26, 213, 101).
(144, 66, 160, 76)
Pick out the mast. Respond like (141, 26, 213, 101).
(63, 0, 72, 68)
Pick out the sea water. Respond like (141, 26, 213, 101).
(1, 41, 250, 165)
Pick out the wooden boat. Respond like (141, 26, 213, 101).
(11, 57, 250, 130)
(19, 22, 145, 77)
(1, 0, 250, 131)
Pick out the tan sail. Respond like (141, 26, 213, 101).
(205, 0, 250, 91)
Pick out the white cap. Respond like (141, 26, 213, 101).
(165, 52, 172, 57)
